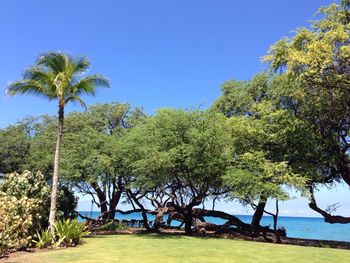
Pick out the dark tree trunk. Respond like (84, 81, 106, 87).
(194, 209, 250, 229)
(184, 207, 193, 235)
(251, 197, 267, 235)
(167, 194, 204, 235)
(273, 200, 281, 244)
(48, 103, 64, 233)
(127, 190, 151, 231)
(92, 183, 109, 221)
(107, 189, 122, 220)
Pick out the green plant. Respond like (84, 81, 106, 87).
(54, 219, 90, 247)
(97, 221, 128, 231)
(7, 52, 110, 230)
(0, 171, 48, 255)
(33, 229, 53, 249)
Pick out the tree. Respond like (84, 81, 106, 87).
(61, 102, 145, 221)
(264, 1, 350, 223)
(125, 109, 232, 234)
(213, 73, 311, 233)
(7, 52, 110, 231)
(0, 119, 32, 174)
(224, 151, 304, 235)
(0, 116, 57, 176)
(0, 118, 78, 223)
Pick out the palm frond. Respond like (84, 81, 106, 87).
(65, 95, 87, 109)
(7, 52, 109, 104)
(70, 74, 110, 97)
(23, 67, 55, 85)
(69, 56, 90, 75)
(36, 52, 68, 74)
(6, 79, 55, 99)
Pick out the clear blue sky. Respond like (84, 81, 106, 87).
(1, 0, 348, 216)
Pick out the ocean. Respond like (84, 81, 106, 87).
(78, 211, 350, 242)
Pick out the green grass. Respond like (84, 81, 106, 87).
(8, 235, 350, 263)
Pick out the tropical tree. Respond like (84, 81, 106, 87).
(213, 73, 312, 232)
(0, 118, 33, 174)
(61, 102, 145, 221)
(6, 52, 110, 231)
(264, 0, 350, 223)
(125, 109, 233, 234)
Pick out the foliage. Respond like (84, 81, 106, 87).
(61, 102, 145, 220)
(6, 52, 110, 107)
(6, 51, 110, 230)
(263, 1, 350, 186)
(0, 169, 50, 200)
(125, 109, 232, 196)
(0, 171, 48, 255)
(0, 118, 79, 224)
(56, 186, 78, 220)
(127, 109, 231, 188)
(33, 229, 53, 249)
(53, 219, 90, 247)
(0, 121, 31, 174)
(213, 74, 310, 207)
(33, 219, 89, 249)
(0, 115, 57, 177)
(224, 152, 305, 203)
(97, 221, 128, 231)
(121, 109, 233, 233)
(0, 171, 78, 255)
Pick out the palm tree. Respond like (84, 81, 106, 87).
(7, 52, 110, 232)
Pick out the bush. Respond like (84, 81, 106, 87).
(0, 169, 80, 256)
(97, 221, 128, 231)
(0, 171, 48, 255)
(56, 186, 78, 220)
(54, 219, 90, 247)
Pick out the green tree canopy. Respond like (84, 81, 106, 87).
(263, 1, 350, 223)
(124, 109, 232, 234)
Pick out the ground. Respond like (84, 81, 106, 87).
(3, 234, 350, 263)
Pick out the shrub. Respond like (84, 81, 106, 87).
(0, 171, 47, 255)
(54, 219, 91, 247)
(56, 186, 78, 220)
(97, 221, 128, 231)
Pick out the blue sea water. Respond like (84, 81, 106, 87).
(78, 211, 350, 242)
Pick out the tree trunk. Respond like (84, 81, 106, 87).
(154, 207, 167, 230)
(273, 200, 281, 243)
(99, 199, 108, 221)
(48, 104, 64, 233)
(91, 182, 109, 221)
(251, 197, 267, 235)
(184, 207, 193, 235)
(107, 190, 122, 220)
(127, 190, 151, 231)
(194, 209, 250, 229)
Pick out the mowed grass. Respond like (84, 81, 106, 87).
(6, 235, 350, 263)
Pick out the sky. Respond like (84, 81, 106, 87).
(1, 0, 349, 217)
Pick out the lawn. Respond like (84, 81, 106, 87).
(5, 235, 350, 263)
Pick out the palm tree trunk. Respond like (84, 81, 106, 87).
(48, 104, 64, 233)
